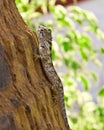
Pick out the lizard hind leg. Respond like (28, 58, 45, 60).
(51, 87, 59, 106)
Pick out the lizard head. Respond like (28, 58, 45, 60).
(38, 25, 52, 56)
(38, 25, 52, 43)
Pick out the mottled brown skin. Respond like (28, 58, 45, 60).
(38, 25, 70, 130)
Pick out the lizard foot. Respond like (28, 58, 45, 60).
(52, 94, 59, 107)
(34, 54, 46, 61)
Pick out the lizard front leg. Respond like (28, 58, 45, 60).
(34, 53, 47, 61)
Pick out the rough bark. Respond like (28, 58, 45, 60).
(0, 0, 70, 130)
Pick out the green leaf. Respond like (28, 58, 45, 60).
(91, 72, 98, 81)
(99, 87, 104, 98)
(64, 95, 69, 102)
(71, 61, 81, 71)
(63, 41, 70, 52)
(94, 107, 104, 117)
(57, 18, 69, 26)
(52, 49, 56, 61)
(62, 40, 74, 52)
(57, 35, 63, 43)
(80, 49, 88, 62)
(80, 75, 90, 90)
(71, 117, 78, 124)
(101, 48, 104, 54)
(69, 31, 78, 43)
(78, 35, 91, 49)
(66, 81, 73, 87)
(64, 58, 70, 66)
(70, 6, 82, 14)
(50, 5, 66, 18)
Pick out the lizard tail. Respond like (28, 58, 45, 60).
(59, 91, 71, 130)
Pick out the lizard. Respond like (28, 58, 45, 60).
(37, 25, 71, 130)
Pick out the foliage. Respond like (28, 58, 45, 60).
(16, 0, 104, 129)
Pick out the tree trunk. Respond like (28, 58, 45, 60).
(0, 0, 70, 130)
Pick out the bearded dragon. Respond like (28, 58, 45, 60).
(37, 25, 71, 130)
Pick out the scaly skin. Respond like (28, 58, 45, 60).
(37, 25, 71, 130)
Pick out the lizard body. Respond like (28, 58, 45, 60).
(37, 25, 70, 130)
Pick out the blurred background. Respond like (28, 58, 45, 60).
(16, 0, 104, 129)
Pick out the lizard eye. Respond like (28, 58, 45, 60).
(47, 29, 51, 33)
(40, 45, 45, 49)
